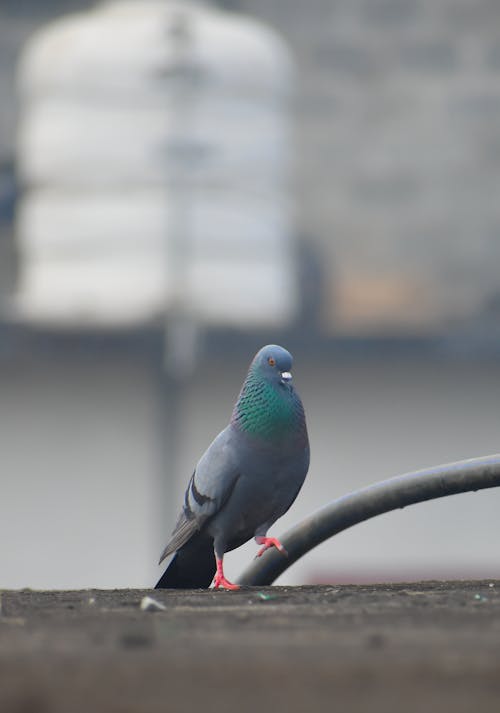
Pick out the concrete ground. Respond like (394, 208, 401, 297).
(1, 581, 500, 713)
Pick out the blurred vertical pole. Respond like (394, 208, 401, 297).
(154, 9, 200, 555)
(163, 9, 200, 379)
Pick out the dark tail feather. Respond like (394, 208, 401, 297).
(155, 532, 216, 589)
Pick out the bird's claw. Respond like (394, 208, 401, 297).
(255, 537, 288, 558)
(213, 558, 240, 590)
(213, 573, 240, 590)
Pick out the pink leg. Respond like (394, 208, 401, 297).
(255, 536, 288, 558)
(213, 557, 240, 590)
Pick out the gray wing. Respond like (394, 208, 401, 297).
(159, 426, 240, 563)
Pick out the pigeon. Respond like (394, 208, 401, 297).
(155, 344, 310, 590)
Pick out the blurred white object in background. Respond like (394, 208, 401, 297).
(15, 0, 296, 328)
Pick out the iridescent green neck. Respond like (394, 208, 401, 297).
(231, 365, 303, 442)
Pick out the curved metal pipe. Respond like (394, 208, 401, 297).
(237, 454, 500, 586)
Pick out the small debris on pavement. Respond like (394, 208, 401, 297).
(140, 596, 167, 612)
(256, 592, 278, 601)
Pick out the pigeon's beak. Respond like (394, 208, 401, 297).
(280, 371, 292, 383)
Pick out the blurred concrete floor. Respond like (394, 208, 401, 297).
(1, 582, 500, 713)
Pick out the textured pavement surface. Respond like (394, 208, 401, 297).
(1, 581, 500, 713)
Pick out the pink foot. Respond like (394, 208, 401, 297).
(213, 558, 240, 590)
(255, 536, 288, 558)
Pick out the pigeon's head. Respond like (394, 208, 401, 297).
(253, 344, 293, 386)
(233, 344, 305, 437)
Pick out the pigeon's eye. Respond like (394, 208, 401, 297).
(268, 357, 276, 367)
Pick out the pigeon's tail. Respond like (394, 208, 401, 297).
(155, 532, 216, 589)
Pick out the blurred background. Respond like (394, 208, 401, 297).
(0, 0, 499, 589)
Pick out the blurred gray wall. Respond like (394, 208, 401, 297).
(0, 346, 163, 589)
(1, 344, 499, 589)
